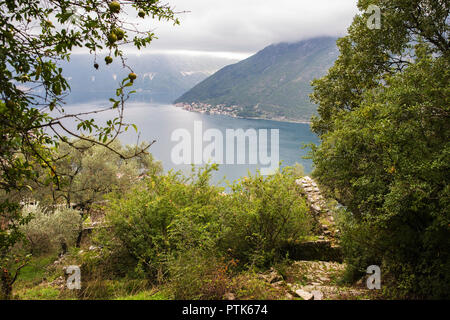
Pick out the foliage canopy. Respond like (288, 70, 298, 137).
(310, 0, 449, 298)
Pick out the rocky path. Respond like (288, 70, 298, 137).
(257, 261, 377, 300)
(296, 176, 339, 240)
(254, 176, 373, 300)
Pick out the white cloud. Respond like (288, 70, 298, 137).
(139, 0, 359, 55)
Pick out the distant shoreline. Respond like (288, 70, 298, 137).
(234, 115, 312, 125)
(173, 103, 312, 125)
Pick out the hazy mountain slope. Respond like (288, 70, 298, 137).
(61, 54, 239, 104)
(174, 37, 339, 121)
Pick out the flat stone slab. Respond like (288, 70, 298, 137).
(312, 290, 323, 300)
(295, 289, 314, 300)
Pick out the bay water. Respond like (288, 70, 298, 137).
(61, 102, 319, 185)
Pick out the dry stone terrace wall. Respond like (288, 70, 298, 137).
(296, 176, 337, 236)
(279, 176, 342, 262)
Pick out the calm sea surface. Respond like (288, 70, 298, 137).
(61, 102, 320, 185)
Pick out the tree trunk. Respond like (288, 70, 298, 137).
(75, 211, 85, 248)
(75, 228, 83, 248)
(1, 271, 12, 300)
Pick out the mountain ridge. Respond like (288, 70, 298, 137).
(61, 54, 239, 104)
(174, 37, 339, 122)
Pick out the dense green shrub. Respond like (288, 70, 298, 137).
(103, 165, 225, 280)
(21, 204, 81, 255)
(102, 164, 312, 282)
(336, 208, 380, 284)
(219, 167, 312, 268)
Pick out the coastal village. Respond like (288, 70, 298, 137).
(175, 102, 242, 117)
(175, 102, 310, 124)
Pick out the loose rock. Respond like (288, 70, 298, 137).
(312, 290, 323, 300)
(224, 292, 236, 300)
(295, 289, 314, 300)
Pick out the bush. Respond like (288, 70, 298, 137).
(219, 167, 312, 268)
(337, 205, 450, 299)
(336, 209, 380, 284)
(21, 204, 81, 255)
(102, 164, 313, 286)
(12, 164, 313, 300)
(103, 165, 224, 280)
(77, 237, 141, 281)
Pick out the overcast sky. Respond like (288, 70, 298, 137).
(138, 0, 360, 57)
